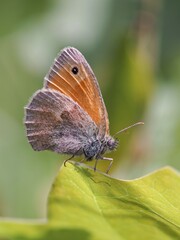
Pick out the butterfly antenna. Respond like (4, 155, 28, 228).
(113, 122, 144, 137)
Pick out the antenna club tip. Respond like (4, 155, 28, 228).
(138, 121, 144, 125)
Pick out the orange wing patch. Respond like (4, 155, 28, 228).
(44, 47, 109, 136)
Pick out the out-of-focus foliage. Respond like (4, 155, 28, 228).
(0, 163, 179, 240)
(0, 0, 179, 219)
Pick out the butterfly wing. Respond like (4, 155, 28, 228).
(44, 47, 109, 137)
(25, 89, 98, 155)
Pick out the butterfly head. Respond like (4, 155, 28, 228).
(106, 136, 119, 151)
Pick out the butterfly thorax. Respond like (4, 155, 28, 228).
(83, 135, 118, 161)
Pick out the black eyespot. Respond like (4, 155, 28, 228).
(72, 66, 78, 74)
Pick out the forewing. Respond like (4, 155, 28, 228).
(25, 89, 98, 155)
(44, 47, 109, 137)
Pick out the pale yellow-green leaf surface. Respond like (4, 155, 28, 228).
(0, 162, 179, 240)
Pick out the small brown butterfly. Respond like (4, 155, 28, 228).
(24, 47, 143, 173)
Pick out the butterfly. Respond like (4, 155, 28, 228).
(24, 47, 143, 173)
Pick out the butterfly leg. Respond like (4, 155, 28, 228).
(64, 155, 74, 167)
(94, 158, 99, 172)
(93, 157, 113, 174)
(103, 157, 113, 174)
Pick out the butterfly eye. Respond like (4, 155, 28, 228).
(71, 66, 79, 75)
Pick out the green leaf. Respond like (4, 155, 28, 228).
(0, 162, 179, 240)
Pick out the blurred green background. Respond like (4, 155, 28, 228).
(0, 0, 179, 219)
